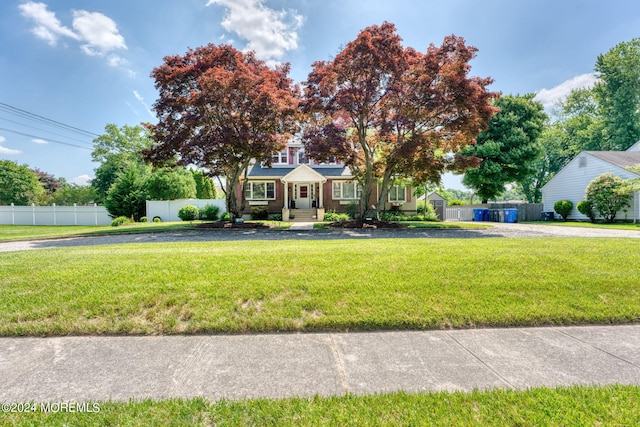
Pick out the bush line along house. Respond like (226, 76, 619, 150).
(542, 140, 640, 221)
(239, 140, 417, 221)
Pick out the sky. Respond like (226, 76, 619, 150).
(1, 0, 640, 190)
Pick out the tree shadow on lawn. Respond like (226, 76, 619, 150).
(4, 227, 510, 251)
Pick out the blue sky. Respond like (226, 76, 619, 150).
(1, 0, 640, 189)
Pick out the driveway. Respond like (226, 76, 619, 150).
(1, 223, 639, 252)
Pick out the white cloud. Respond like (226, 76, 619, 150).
(0, 136, 22, 155)
(534, 73, 599, 109)
(19, 2, 128, 70)
(18, 1, 79, 46)
(72, 10, 127, 56)
(133, 90, 155, 119)
(206, 0, 304, 64)
(72, 174, 92, 185)
(32, 138, 48, 144)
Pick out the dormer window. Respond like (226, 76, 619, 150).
(297, 148, 309, 164)
(271, 150, 288, 165)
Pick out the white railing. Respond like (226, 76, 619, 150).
(0, 204, 111, 226)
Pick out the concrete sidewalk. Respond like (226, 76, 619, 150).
(1, 325, 640, 403)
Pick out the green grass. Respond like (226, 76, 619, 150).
(0, 222, 195, 241)
(1, 238, 638, 336)
(1, 385, 638, 426)
(529, 221, 640, 231)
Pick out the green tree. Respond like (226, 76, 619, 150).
(91, 124, 152, 204)
(51, 183, 97, 205)
(146, 167, 196, 200)
(594, 38, 640, 151)
(585, 173, 632, 223)
(0, 160, 46, 205)
(191, 169, 216, 199)
(462, 94, 547, 203)
(104, 164, 150, 220)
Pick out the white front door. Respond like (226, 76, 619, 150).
(295, 183, 310, 209)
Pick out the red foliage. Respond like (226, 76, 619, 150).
(144, 44, 299, 218)
(301, 22, 498, 216)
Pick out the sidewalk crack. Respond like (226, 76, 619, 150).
(445, 331, 516, 390)
(328, 335, 349, 393)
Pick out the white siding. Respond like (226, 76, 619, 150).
(542, 152, 640, 221)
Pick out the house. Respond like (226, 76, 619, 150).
(541, 141, 640, 221)
(240, 141, 417, 220)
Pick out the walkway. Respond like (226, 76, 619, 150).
(1, 325, 639, 402)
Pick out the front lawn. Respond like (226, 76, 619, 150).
(1, 238, 638, 336)
(528, 221, 640, 231)
(1, 385, 638, 426)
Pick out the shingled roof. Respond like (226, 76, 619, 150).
(586, 151, 640, 172)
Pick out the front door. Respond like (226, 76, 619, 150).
(295, 184, 310, 209)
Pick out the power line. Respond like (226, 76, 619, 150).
(0, 127, 92, 151)
(0, 102, 100, 138)
(0, 116, 94, 147)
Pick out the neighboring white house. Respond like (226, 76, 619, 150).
(541, 141, 640, 221)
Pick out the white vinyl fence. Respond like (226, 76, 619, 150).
(0, 204, 111, 225)
(146, 199, 226, 222)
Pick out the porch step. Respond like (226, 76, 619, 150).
(290, 209, 316, 222)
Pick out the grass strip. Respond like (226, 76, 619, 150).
(0, 238, 638, 335)
(526, 221, 640, 231)
(1, 385, 638, 426)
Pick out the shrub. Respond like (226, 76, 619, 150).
(270, 214, 283, 221)
(576, 200, 596, 222)
(153, 216, 162, 222)
(553, 200, 574, 221)
(380, 211, 408, 221)
(448, 199, 464, 206)
(250, 206, 268, 220)
(416, 202, 439, 221)
(139, 216, 148, 223)
(585, 173, 632, 223)
(323, 210, 351, 222)
(178, 205, 199, 221)
(199, 204, 220, 221)
(221, 212, 230, 221)
(110, 216, 131, 227)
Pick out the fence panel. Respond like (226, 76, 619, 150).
(146, 199, 226, 222)
(445, 203, 543, 222)
(0, 204, 111, 226)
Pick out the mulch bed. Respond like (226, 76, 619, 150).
(195, 221, 272, 229)
(325, 220, 406, 229)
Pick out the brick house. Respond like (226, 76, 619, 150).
(239, 141, 417, 221)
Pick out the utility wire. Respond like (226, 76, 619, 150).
(0, 127, 92, 151)
(0, 116, 94, 147)
(0, 102, 100, 138)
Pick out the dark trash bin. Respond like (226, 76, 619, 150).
(541, 211, 554, 221)
(504, 208, 518, 223)
(489, 209, 499, 222)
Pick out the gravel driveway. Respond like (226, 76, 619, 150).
(1, 223, 639, 252)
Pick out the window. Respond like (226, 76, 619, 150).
(297, 148, 309, 164)
(388, 186, 406, 202)
(245, 181, 276, 200)
(271, 150, 288, 165)
(332, 181, 361, 200)
(578, 157, 587, 168)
